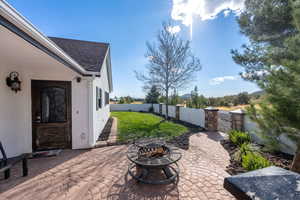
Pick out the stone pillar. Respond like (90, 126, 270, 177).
(175, 105, 182, 121)
(204, 107, 219, 131)
(230, 109, 245, 131)
(159, 103, 163, 115)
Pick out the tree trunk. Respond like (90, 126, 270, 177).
(166, 103, 169, 120)
(291, 146, 300, 173)
(165, 91, 169, 120)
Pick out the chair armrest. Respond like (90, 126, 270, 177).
(7, 154, 28, 165)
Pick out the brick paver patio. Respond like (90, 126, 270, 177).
(0, 132, 235, 200)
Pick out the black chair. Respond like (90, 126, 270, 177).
(0, 142, 28, 179)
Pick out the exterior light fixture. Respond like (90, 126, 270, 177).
(76, 76, 82, 83)
(6, 71, 21, 93)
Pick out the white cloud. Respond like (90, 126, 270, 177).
(209, 75, 239, 85)
(223, 9, 231, 17)
(167, 25, 181, 34)
(241, 70, 269, 80)
(171, 0, 245, 26)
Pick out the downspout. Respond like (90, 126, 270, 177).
(87, 76, 95, 147)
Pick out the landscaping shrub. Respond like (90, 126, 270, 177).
(233, 143, 260, 162)
(242, 152, 271, 171)
(234, 143, 251, 162)
(229, 130, 251, 147)
(240, 143, 252, 155)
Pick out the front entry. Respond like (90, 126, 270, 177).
(32, 80, 72, 151)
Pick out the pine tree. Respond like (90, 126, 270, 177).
(233, 0, 300, 172)
(145, 86, 160, 104)
(191, 86, 199, 108)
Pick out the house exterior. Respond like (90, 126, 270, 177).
(0, 1, 113, 157)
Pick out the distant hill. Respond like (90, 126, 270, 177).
(180, 90, 265, 100)
(181, 94, 191, 100)
(250, 90, 265, 97)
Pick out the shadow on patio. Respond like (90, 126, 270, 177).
(0, 149, 89, 193)
(106, 173, 179, 200)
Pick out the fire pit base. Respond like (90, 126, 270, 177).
(128, 162, 179, 185)
(127, 138, 182, 185)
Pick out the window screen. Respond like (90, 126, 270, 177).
(96, 87, 102, 110)
(105, 92, 109, 105)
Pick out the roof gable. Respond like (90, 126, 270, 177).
(49, 37, 109, 72)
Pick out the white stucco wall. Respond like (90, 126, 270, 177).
(0, 26, 111, 157)
(92, 60, 111, 145)
(0, 64, 92, 157)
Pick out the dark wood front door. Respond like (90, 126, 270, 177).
(32, 80, 72, 151)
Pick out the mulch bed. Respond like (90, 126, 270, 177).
(221, 140, 293, 175)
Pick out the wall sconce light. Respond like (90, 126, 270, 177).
(6, 72, 21, 93)
(76, 76, 82, 83)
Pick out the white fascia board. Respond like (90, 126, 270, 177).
(101, 46, 113, 92)
(0, 0, 100, 77)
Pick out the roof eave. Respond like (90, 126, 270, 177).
(105, 47, 113, 92)
(98, 46, 113, 92)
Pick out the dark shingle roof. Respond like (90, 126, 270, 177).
(48, 37, 109, 72)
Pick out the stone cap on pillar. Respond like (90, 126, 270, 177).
(230, 109, 245, 115)
(204, 107, 219, 111)
(175, 104, 184, 107)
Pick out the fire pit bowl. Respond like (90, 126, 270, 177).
(127, 138, 182, 184)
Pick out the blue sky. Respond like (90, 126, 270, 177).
(7, 0, 259, 98)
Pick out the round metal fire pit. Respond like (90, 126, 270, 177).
(127, 138, 182, 184)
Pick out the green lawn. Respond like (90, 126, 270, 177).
(111, 112, 188, 142)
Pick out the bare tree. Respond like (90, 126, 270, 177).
(135, 22, 202, 119)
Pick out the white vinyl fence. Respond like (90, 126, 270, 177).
(153, 104, 160, 113)
(110, 104, 152, 112)
(110, 103, 297, 155)
(244, 116, 263, 143)
(244, 116, 297, 155)
(168, 106, 176, 118)
(151, 104, 205, 127)
(162, 104, 166, 116)
(160, 105, 176, 118)
(179, 107, 205, 127)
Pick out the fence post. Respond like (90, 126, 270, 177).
(230, 109, 245, 131)
(175, 105, 182, 121)
(204, 107, 219, 131)
(159, 103, 163, 116)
